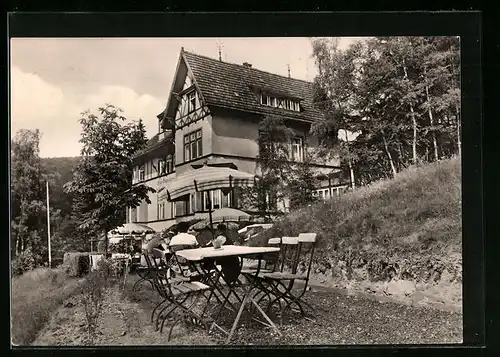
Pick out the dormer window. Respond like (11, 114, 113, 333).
(260, 93, 300, 112)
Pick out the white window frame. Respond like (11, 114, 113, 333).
(184, 129, 203, 162)
(158, 159, 166, 176)
(200, 190, 229, 211)
(291, 137, 304, 162)
(165, 155, 174, 173)
(157, 202, 165, 220)
(187, 91, 197, 112)
(212, 190, 221, 210)
(261, 93, 300, 112)
(169, 201, 176, 219)
(221, 190, 231, 208)
(260, 93, 269, 105)
(139, 165, 145, 181)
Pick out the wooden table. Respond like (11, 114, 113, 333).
(176, 245, 281, 344)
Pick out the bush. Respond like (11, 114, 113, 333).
(12, 248, 37, 276)
(79, 258, 116, 345)
(11, 267, 81, 345)
(80, 270, 108, 345)
(63, 252, 91, 277)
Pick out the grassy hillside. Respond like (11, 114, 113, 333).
(252, 157, 462, 303)
(11, 268, 82, 345)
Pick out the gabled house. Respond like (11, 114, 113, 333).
(127, 48, 349, 232)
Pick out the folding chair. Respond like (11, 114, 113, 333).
(132, 258, 155, 295)
(145, 248, 211, 339)
(240, 238, 282, 305)
(259, 233, 318, 324)
(168, 243, 202, 280)
(240, 237, 281, 275)
(132, 250, 171, 297)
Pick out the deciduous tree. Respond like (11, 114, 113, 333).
(64, 105, 155, 255)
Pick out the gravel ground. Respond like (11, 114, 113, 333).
(125, 275, 462, 346)
(214, 289, 462, 345)
(33, 274, 462, 346)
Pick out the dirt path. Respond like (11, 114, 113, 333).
(33, 287, 215, 346)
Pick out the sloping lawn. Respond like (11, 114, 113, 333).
(11, 268, 82, 346)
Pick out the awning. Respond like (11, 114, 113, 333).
(158, 165, 255, 201)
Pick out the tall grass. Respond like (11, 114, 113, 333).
(11, 267, 82, 346)
(253, 157, 462, 258)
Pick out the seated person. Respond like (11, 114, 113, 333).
(196, 226, 214, 247)
(214, 223, 234, 246)
(145, 235, 167, 252)
(213, 223, 240, 284)
(169, 221, 199, 250)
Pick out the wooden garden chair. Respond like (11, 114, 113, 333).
(258, 233, 318, 324)
(145, 248, 211, 339)
(240, 237, 282, 304)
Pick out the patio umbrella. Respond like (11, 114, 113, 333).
(209, 207, 251, 222)
(109, 223, 155, 236)
(158, 165, 255, 201)
(158, 164, 256, 239)
(189, 220, 240, 232)
(238, 223, 274, 234)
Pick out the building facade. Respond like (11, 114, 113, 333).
(127, 49, 349, 232)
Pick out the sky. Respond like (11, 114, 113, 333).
(10, 37, 364, 158)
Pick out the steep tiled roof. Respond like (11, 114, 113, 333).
(182, 51, 324, 123)
(132, 131, 174, 162)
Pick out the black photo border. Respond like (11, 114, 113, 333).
(5, 10, 487, 357)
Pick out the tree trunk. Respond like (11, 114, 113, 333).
(15, 236, 20, 255)
(410, 107, 417, 164)
(424, 66, 439, 161)
(456, 106, 461, 157)
(348, 161, 355, 190)
(398, 141, 409, 169)
(343, 128, 355, 190)
(104, 229, 109, 257)
(397, 143, 404, 170)
(382, 131, 397, 177)
(402, 63, 418, 165)
(448, 42, 461, 157)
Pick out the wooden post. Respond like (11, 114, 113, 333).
(46, 181, 52, 268)
(229, 175, 233, 208)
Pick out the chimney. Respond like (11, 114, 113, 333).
(243, 62, 252, 68)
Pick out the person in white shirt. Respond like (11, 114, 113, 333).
(169, 221, 199, 249)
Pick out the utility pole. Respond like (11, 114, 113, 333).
(46, 181, 52, 269)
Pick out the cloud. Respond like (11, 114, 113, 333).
(10, 66, 164, 158)
(82, 85, 164, 125)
